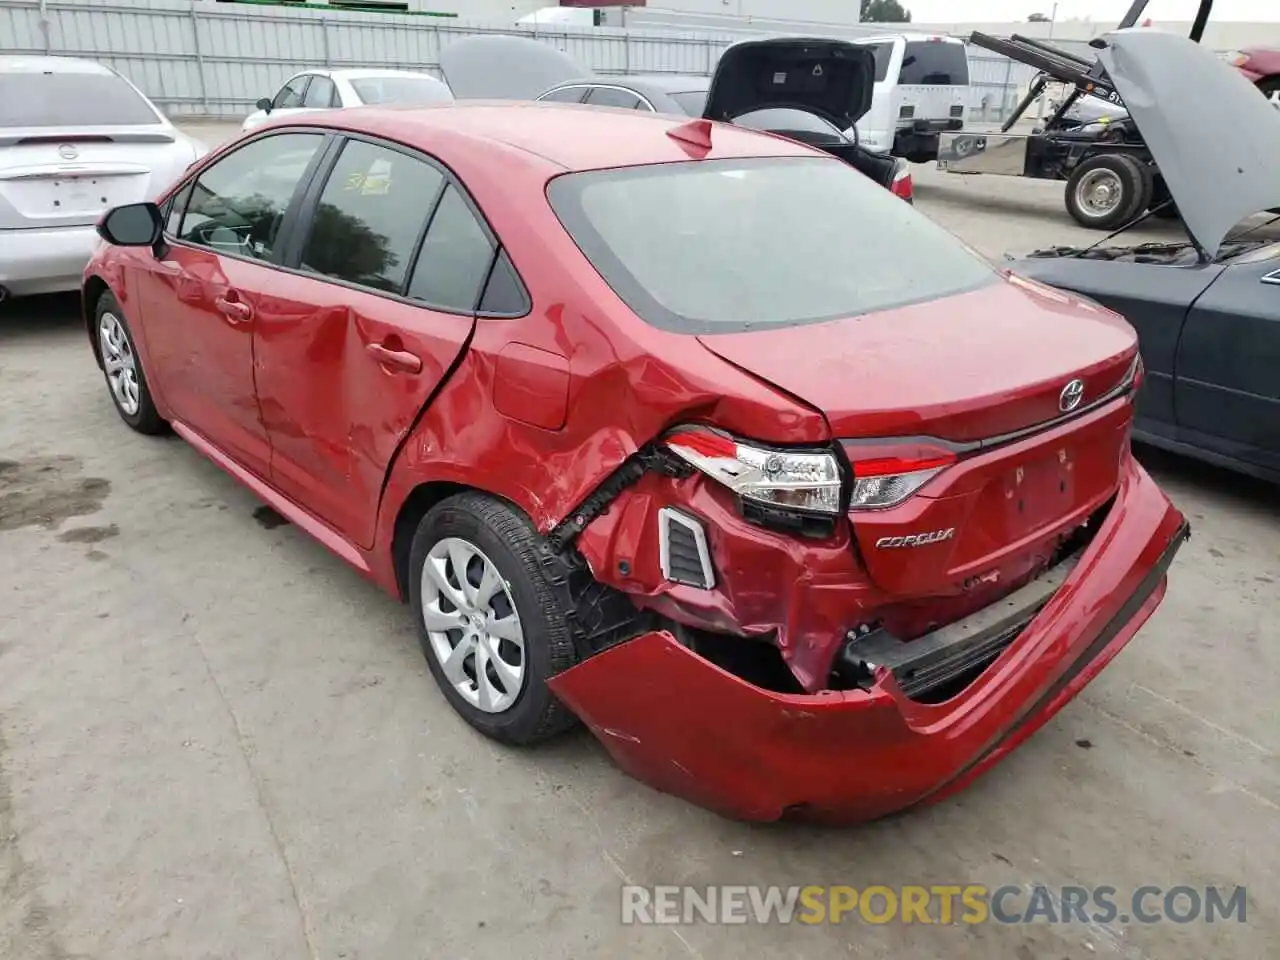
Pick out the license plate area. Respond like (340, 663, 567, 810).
(7, 173, 140, 217)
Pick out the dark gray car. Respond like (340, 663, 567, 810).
(1012, 29, 1280, 484)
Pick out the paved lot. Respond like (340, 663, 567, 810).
(1, 123, 1277, 960)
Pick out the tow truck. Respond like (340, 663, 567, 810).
(937, 0, 1235, 230)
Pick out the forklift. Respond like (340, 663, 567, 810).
(936, 0, 1216, 230)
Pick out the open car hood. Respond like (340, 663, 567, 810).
(703, 38, 875, 130)
(438, 35, 587, 101)
(1098, 29, 1280, 257)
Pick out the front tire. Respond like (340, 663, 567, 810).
(1065, 154, 1152, 230)
(408, 492, 580, 745)
(95, 292, 166, 434)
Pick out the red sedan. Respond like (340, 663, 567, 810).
(83, 95, 1188, 823)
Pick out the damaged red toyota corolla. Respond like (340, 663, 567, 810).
(83, 52, 1188, 823)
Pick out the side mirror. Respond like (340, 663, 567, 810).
(97, 202, 163, 248)
(256, 97, 274, 114)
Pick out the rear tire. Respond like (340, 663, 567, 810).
(408, 492, 580, 745)
(1065, 154, 1151, 230)
(95, 292, 166, 435)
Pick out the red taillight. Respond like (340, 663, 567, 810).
(891, 163, 914, 202)
(844, 442, 957, 509)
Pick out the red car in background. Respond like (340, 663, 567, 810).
(81, 63, 1188, 822)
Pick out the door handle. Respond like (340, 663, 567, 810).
(214, 295, 253, 324)
(366, 342, 422, 374)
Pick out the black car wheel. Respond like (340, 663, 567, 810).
(1065, 154, 1152, 230)
(408, 492, 580, 745)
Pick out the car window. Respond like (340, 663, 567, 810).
(478, 249, 528, 315)
(164, 182, 193, 236)
(348, 76, 453, 106)
(864, 42, 896, 83)
(406, 184, 495, 312)
(899, 41, 970, 86)
(273, 76, 311, 109)
(0, 72, 161, 127)
(178, 133, 325, 261)
(539, 86, 588, 104)
(584, 87, 644, 110)
(669, 90, 708, 115)
(548, 156, 995, 334)
(304, 75, 339, 109)
(299, 139, 445, 294)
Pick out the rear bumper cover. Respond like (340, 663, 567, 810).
(548, 458, 1187, 823)
(0, 225, 100, 296)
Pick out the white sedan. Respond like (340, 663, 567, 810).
(241, 69, 454, 132)
(0, 55, 207, 300)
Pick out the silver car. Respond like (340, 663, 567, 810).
(0, 56, 206, 300)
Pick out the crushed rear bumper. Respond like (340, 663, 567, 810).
(547, 458, 1188, 824)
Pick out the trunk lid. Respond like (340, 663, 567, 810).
(697, 274, 1139, 598)
(703, 37, 876, 131)
(0, 131, 179, 230)
(438, 34, 588, 101)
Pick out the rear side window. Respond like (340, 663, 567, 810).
(548, 156, 994, 334)
(406, 184, 496, 312)
(539, 86, 588, 104)
(304, 75, 339, 109)
(300, 139, 446, 293)
(0, 72, 160, 127)
(899, 41, 970, 86)
(584, 87, 644, 110)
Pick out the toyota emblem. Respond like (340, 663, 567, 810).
(1059, 378, 1085, 413)
(58, 143, 79, 160)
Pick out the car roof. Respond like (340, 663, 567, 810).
(285, 100, 817, 173)
(0, 55, 115, 75)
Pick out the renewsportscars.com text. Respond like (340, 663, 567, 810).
(621, 884, 1247, 926)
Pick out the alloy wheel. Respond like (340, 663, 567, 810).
(421, 536, 526, 714)
(99, 311, 140, 416)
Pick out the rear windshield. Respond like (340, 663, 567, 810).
(349, 76, 454, 105)
(547, 157, 994, 334)
(0, 72, 161, 127)
(670, 90, 709, 115)
(899, 41, 970, 86)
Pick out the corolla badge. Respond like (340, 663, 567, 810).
(1059, 378, 1085, 413)
(875, 528, 955, 549)
(58, 143, 79, 160)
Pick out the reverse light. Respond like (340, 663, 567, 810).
(844, 442, 957, 510)
(663, 426, 843, 516)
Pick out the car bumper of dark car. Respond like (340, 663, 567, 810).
(547, 458, 1188, 824)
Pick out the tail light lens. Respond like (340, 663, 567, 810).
(891, 161, 914, 203)
(843, 441, 957, 510)
(664, 426, 843, 516)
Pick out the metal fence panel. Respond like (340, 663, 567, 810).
(1, 0, 1052, 123)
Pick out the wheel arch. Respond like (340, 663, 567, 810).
(82, 274, 111, 368)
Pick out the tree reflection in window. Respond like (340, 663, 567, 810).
(300, 140, 444, 293)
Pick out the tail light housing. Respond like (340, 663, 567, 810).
(663, 426, 843, 517)
(891, 160, 914, 203)
(842, 440, 957, 510)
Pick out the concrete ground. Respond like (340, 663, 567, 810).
(0, 123, 1276, 960)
